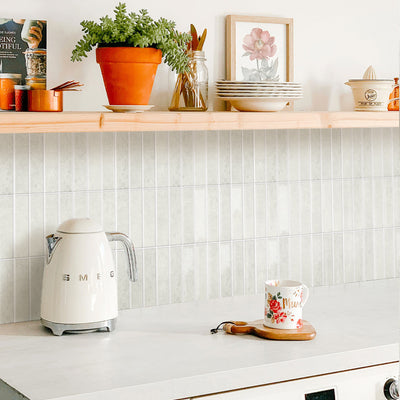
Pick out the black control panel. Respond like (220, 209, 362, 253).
(305, 388, 336, 400)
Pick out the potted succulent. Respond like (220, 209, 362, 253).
(71, 3, 190, 105)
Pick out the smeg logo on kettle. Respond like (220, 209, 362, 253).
(62, 270, 115, 282)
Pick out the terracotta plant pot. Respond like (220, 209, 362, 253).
(96, 47, 162, 105)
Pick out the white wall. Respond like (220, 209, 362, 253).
(2, 0, 399, 111)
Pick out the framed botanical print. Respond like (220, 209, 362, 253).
(226, 15, 293, 83)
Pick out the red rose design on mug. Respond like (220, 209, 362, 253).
(269, 299, 281, 313)
(274, 312, 287, 324)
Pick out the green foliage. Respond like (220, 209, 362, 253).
(71, 3, 191, 73)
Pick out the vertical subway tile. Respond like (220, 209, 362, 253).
(143, 248, 157, 306)
(392, 127, 400, 176)
(15, 258, 29, 322)
(255, 238, 267, 294)
(44, 133, 59, 193)
(372, 128, 383, 176)
(29, 257, 43, 320)
(14, 194, 29, 258)
(279, 236, 289, 280)
(372, 177, 384, 228)
(156, 132, 169, 187)
(102, 190, 116, 232)
(14, 133, 29, 193)
(220, 242, 232, 297)
(116, 132, 129, 189)
(276, 130, 288, 181)
(363, 178, 374, 229)
(0, 134, 13, 195)
(352, 179, 363, 230)
(219, 185, 231, 241)
(244, 240, 255, 295)
(87, 191, 103, 228)
(29, 193, 44, 257)
(301, 235, 312, 286)
(44, 193, 58, 236)
(277, 182, 289, 235)
(206, 131, 218, 185)
(312, 235, 323, 286)
(157, 247, 170, 305)
(393, 177, 400, 227)
(194, 187, 206, 243)
(243, 131, 254, 182)
(342, 180, 354, 231)
(298, 129, 311, 180)
(265, 130, 277, 181)
(169, 132, 181, 186)
(299, 181, 312, 234)
(231, 131, 242, 184)
(311, 181, 322, 233)
(231, 185, 243, 241)
(87, 132, 102, 191)
(266, 183, 277, 237)
(194, 131, 207, 186)
(232, 241, 244, 296)
(288, 235, 302, 282)
(310, 129, 321, 180)
(396, 228, 400, 277)
(384, 228, 395, 278)
(362, 128, 373, 177)
(320, 180, 333, 233)
(352, 129, 363, 178)
(287, 130, 300, 181)
(130, 248, 143, 308)
(102, 132, 115, 190)
(383, 177, 393, 227)
(341, 128, 353, 179)
(254, 131, 266, 182)
(207, 243, 220, 298)
(331, 129, 342, 179)
(0, 259, 14, 323)
(353, 230, 364, 282)
(289, 182, 301, 235)
(219, 131, 230, 184)
(0, 196, 13, 259)
(343, 231, 354, 283)
(169, 187, 182, 245)
(130, 189, 143, 248)
(364, 229, 374, 280)
(332, 180, 343, 231)
(194, 244, 208, 300)
(59, 192, 73, 224)
(59, 133, 73, 192)
(182, 131, 194, 186)
(322, 233, 334, 285)
(183, 186, 195, 244)
(321, 129, 332, 179)
(130, 132, 143, 189)
(333, 232, 344, 284)
(143, 189, 156, 247)
(29, 134, 44, 193)
(73, 132, 88, 191)
(266, 237, 279, 280)
(170, 246, 182, 303)
(117, 190, 130, 235)
(243, 184, 254, 239)
(156, 188, 169, 246)
(182, 245, 195, 302)
(74, 191, 89, 218)
(373, 229, 385, 279)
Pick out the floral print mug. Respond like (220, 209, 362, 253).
(264, 280, 309, 330)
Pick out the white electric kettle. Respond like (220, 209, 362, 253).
(40, 218, 137, 336)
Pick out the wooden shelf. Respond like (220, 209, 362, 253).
(0, 111, 398, 134)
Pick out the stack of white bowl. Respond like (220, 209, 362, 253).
(216, 80, 303, 112)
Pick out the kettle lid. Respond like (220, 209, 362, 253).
(57, 218, 103, 234)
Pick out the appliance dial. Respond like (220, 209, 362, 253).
(384, 378, 399, 400)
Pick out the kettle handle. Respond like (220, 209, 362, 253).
(106, 232, 137, 282)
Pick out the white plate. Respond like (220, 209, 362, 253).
(103, 104, 155, 113)
(218, 97, 296, 112)
(216, 90, 303, 95)
(216, 80, 302, 85)
(217, 94, 303, 99)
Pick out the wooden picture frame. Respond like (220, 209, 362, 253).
(226, 15, 293, 82)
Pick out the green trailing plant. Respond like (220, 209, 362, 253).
(71, 3, 191, 73)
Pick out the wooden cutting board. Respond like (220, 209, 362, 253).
(222, 319, 316, 341)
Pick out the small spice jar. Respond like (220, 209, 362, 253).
(0, 73, 21, 110)
(14, 85, 31, 112)
(26, 76, 46, 90)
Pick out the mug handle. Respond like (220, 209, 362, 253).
(301, 284, 309, 306)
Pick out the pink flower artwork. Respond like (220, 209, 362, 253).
(242, 28, 277, 61)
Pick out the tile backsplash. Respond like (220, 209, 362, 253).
(0, 127, 399, 324)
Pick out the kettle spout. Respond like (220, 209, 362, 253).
(46, 234, 62, 264)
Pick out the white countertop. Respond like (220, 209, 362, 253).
(0, 279, 398, 400)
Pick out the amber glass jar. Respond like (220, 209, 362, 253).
(0, 73, 21, 110)
(26, 76, 47, 90)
